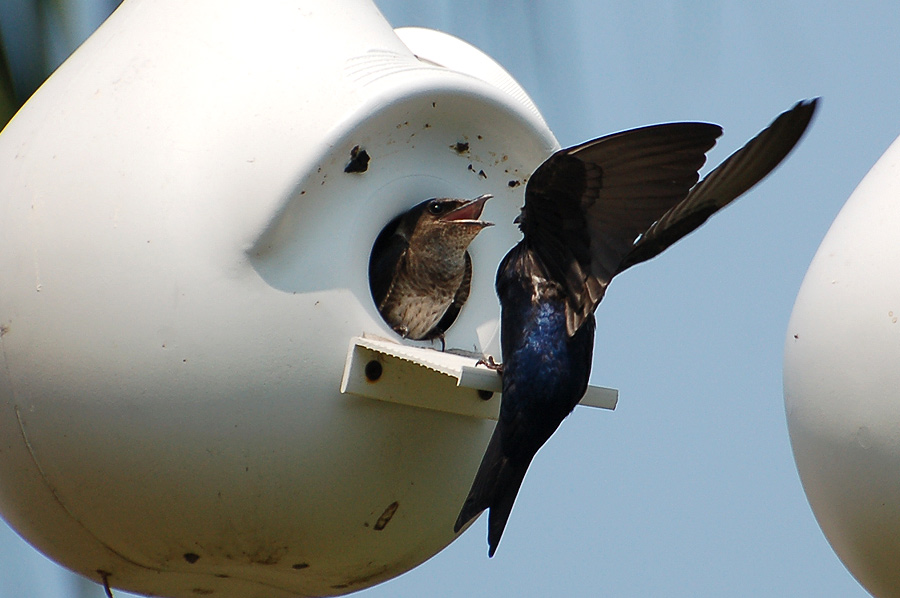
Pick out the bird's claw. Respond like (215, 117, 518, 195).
(476, 355, 503, 372)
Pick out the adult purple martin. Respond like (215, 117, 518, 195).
(454, 99, 818, 557)
(370, 195, 493, 344)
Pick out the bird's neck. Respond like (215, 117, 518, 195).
(405, 245, 467, 286)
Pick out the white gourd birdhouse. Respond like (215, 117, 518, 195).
(785, 133, 900, 597)
(0, 1, 617, 596)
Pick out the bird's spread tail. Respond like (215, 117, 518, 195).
(454, 424, 531, 557)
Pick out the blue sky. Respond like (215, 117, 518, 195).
(2, 1, 897, 596)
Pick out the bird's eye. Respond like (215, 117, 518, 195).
(428, 201, 446, 215)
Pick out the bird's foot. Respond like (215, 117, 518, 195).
(475, 355, 503, 373)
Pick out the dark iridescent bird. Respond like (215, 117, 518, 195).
(454, 99, 818, 557)
(370, 194, 493, 344)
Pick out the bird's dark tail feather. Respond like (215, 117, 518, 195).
(454, 424, 531, 557)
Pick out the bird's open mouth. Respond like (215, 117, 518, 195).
(440, 194, 493, 223)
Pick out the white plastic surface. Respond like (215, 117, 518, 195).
(340, 335, 618, 417)
(784, 134, 900, 597)
(0, 1, 564, 596)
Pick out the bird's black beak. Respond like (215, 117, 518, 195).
(439, 194, 493, 224)
(513, 207, 525, 225)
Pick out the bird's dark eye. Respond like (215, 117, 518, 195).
(428, 201, 446, 215)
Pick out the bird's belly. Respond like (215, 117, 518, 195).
(497, 310, 592, 459)
(507, 340, 578, 396)
(386, 294, 452, 340)
(502, 302, 589, 409)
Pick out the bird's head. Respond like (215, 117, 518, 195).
(407, 194, 494, 260)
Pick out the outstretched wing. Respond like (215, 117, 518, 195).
(521, 122, 722, 335)
(618, 98, 819, 272)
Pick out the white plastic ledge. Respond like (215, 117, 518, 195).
(341, 335, 618, 420)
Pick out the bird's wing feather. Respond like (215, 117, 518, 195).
(618, 98, 818, 272)
(368, 213, 413, 307)
(522, 123, 722, 335)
